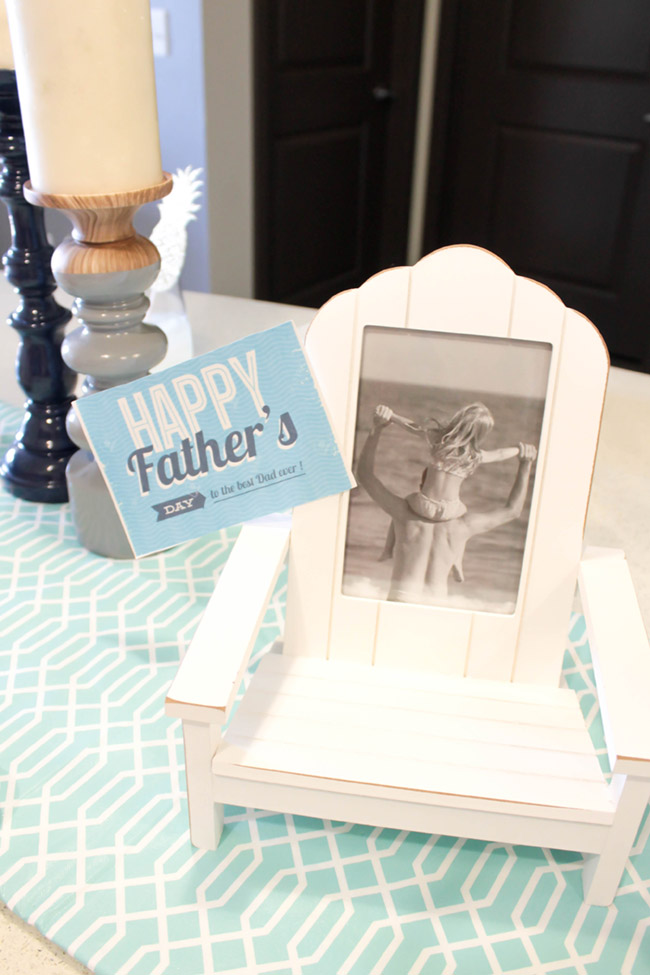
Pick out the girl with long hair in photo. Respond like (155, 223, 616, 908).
(376, 401, 534, 576)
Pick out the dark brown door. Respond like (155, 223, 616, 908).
(254, 0, 424, 307)
(426, 0, 650, 370)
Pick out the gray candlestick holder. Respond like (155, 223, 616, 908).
(24, 174, 173, 558)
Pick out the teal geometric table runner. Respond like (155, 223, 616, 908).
(0, 400, 649, 975)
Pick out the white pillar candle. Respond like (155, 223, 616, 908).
(5, 0, 162, 194)
(0, 3, 14, 69)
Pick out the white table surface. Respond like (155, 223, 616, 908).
(0, 281, 648, 975)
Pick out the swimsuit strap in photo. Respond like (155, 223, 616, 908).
(428, 450, 482, 478)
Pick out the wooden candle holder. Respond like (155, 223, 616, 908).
(24, 174, 173, 558)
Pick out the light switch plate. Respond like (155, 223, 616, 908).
(151, 8, 170, 58)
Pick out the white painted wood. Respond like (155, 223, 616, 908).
(225, 719, 604, 794)
(183, 721, 223, 849)
(374, 601, 473, 675)
(514, 307, 608, 683)
(608, 757, 650, 777)
(407, 245, 516, 335)
(218, 735, 609, 813)
(582, 774, 650, 906)
(579, 549, 650, 773)
(212, 773, 611, 854)
(238, 686, 592, 753)
(283, 287, 357, 658)
(212, 761, 614, 826)
(219, 655, 609, 812)
(466, 275, 565, 680)
(256, 653, 580, 712)
(282, 494, 340, 658)
(328, 265, 413, 663)
(229, 685, 598, 772)
(165, 520, 290, 719)
(373, 248, 517, 673)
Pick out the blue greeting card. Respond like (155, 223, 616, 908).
(73, 322, 353, 557)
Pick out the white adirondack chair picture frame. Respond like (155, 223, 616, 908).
(166, 246, 650, 906)
(286, 246, 605, 686)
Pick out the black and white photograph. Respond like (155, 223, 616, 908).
(342, 327, 553, 614)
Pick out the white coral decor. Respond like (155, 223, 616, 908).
(149, 165, 203, 294)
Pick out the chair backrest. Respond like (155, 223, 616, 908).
(283, 246, 608, 686)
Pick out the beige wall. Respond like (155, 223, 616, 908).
(408, 0, 443, 265)
(202, 0, 254, 298)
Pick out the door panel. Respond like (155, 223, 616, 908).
(277, 1, 369, 67)
(426, 0, 650, 370)
(255, 0, 424, 307)
(490, 128, 642, 288)
(509, 0, 650, 75)
(272, 129, 367, 296)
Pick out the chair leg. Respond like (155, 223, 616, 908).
(582, 774, 650, 906)
(182, 719, 223, 849)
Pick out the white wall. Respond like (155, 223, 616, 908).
(150, 0, 210, 292)
(150, 0, 254, 296)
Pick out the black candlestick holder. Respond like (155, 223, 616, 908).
(0, 69, 77, 503)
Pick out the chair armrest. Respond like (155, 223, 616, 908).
(578, 547, 650, 777)
(165, 518, 291, 723)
